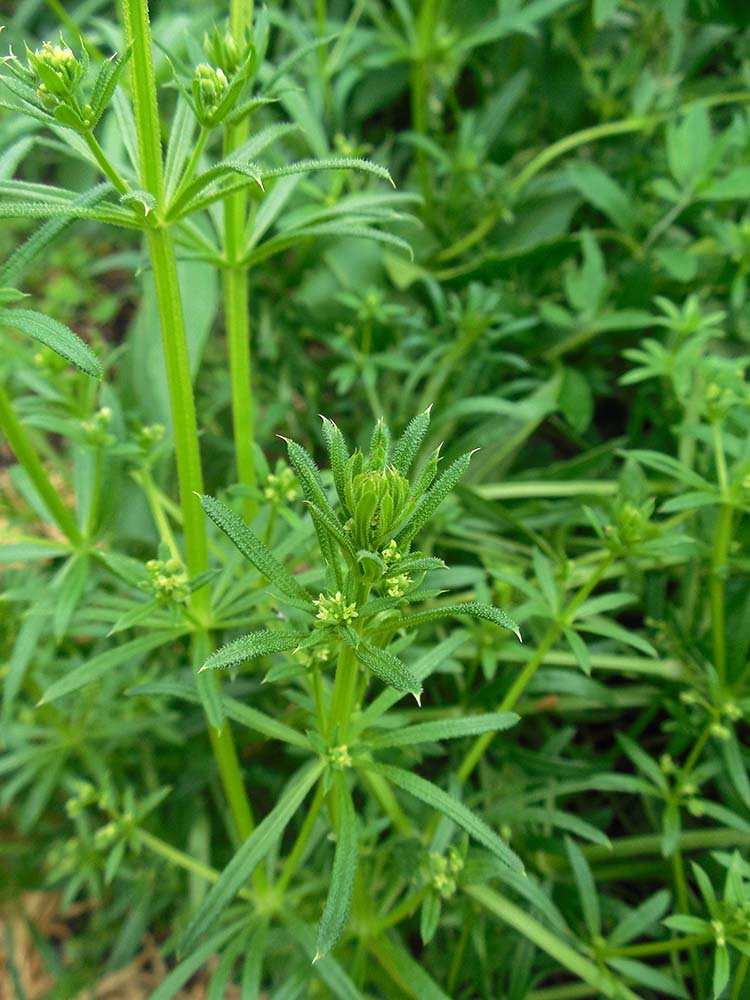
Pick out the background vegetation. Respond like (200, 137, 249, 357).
(2, 1, 750, 998)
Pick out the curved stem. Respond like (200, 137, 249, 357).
(83, 131, 130, 195)
(0, 383, 82, 546)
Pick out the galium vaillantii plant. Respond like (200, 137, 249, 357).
(181, 409, 523, 960)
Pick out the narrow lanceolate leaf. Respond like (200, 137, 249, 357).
(180, 761, 324, 955)
(261, 157, 394, 187)
(1, 308, 102, 379)
(365, 762, 523, 873)
(284, 438, 338, 521)
(40, 631, 183, 704)
(373, 602, 521, 641)
(342, 632, 422, 702)
(366, 712, 519, 749)
(315, 773, 359, 961)
(392, 408, 432, 476)
(199, 494, 311, 605)
(395, 451, 474, 546)
(308, 504, 358, 564)
(199, 630, 308, 673)
(322, 418, 349, 510)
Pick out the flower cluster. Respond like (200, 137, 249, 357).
(313, 591, 359, 625)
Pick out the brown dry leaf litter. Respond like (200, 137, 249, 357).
(0, 892, 243, 999)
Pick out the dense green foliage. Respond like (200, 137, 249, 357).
(2, 1, 750, 998)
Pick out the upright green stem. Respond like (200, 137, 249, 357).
(0, 383, 82, 546)
(145, 227, 209, 596)
(120, 0, 254, 841)
(711, 422, 732, 682)
(83, 132, 129, 194)
(328, 643, 360, 743)
(223, 0, 257, 515)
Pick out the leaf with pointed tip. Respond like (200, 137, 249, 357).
(199, 630, 308, 673)
(315, 772, 358, 961)
(1, 308, 102, 378)
(341, 630, 422, 700)
(322, 418, 349, 509)
(396, 451, 473, 545)
(262, 157, 393, 187)
(180, 760, 323, 954)
(199, 494, 311, 605)
(366, 712, 519, 749)
(88, 47, 132, 128)
(372, 602, 520, 640)
(120, 190, 156, 215)
(365, 761, 524, 872)
(392, 409, 432, 476)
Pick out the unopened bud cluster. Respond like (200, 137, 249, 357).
(193, 63, 228, 119)
(144, 557, 189, 602)
(27, 40, 82, 105)
(81, 406, 114, 446)
(425, 847, 464, 899)
(264, 465, 298, 503)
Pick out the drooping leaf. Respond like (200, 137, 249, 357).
(199, 630, 308, 673)
(1, 308, 102, 378)
(366, 712, 518, 749)
(365, 762, 523, 872)
(315, 772, 359, 961)
(342, 631, 422, 701)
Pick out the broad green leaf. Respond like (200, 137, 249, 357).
(342, 632, 422, 701)
(40, 631, 184, 704)
(315, 772, 359, 961)
(199, 494, 312, 605)
(566, 837, 600, 938)
(366, 712, 518, 749)
(180, 760, 324, 954)
(1, 308, 102, 378)
(365, 761, 523, 872)
(199, 630, 307, 673)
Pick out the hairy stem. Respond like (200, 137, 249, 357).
(120, 0, 255, 842)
